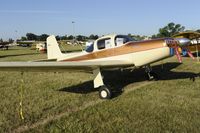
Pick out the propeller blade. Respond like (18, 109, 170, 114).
(186, 48, 195, 60)
(175, 47, 182, 63)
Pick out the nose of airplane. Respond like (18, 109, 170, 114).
(175, 38, 191, 47)
(166, 38, 194, 63)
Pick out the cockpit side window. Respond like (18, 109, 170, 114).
(115, 35, 135, 46)
(97, 38, 111, 50)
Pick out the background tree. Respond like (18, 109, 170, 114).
(8, 38, 14, 43)
(94, 35, 99, 40)
(39, 34, 49, 41)
(26, 33, 37, 40)
(55, 35, 61, 41)
(21, 36, 27, 41)
(76, 35, 87, 41)
(196, 29, 200, 33)
(0, 38, 3, 43)
(67, 35, 74, 40)
(152, 22, 185, 38)
(89, 34, 98, 40)
(60, 35, 68, 40)
(128, 34, 146, 41)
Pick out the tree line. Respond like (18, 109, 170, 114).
(19, 33, 99, 42)
(152, 22, 200, 38)
(20, 23, 200, 42)
(0, 38, 14, 44)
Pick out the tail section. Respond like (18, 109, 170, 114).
(47, 35, 63, 59)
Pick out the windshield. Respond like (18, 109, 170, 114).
(85, 42, 94, 52)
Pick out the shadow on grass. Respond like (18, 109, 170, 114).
(0, 53, 39, 58)
(59, 81, 97, 94)
(59, 62, 200, 98)
(152, 62, 199, 80)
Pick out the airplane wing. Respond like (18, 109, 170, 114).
(0, 60, 134, 73)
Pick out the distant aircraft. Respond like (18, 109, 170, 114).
(0, 34, 195, 99)
(36, 42, 47, 53)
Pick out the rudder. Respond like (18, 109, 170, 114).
(47, 35, 63, 59)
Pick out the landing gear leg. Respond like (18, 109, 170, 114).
(93, 68, 112, 99)
(145, 65, 158, 81)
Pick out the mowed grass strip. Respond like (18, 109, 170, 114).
(28, 77, 200, 133)
(25, 58, 200, 133)
(14, 81, 154, 133)
(0, 46, 200, 132)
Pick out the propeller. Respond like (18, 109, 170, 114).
(166, 38, 195, 63)
(174, 46, 182, 62)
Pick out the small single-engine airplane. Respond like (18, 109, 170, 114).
(0, 34, 195, 99)
(36, 42, 47, 53)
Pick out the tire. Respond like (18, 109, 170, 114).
(99, 85, 112, 99)
(151, 72, 159, 80)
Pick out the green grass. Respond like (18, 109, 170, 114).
(59, 44, 84, 53)
(58, 41, 85, 53)
(0, 46, 200, 133)
(0, 46, 47, 61)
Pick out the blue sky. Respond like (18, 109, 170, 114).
(1, 0, 200, 40)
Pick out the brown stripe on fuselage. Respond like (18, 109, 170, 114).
(61, 39, 166, 61)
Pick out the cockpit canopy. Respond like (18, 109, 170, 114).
(85, 41, 94, 53)
(115, 35, 135, 46)
(85, 34, 135, 53)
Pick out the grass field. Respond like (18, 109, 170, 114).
(0, 46, 200, 133)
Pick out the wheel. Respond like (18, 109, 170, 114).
(151, 72, 159, 80)
(99, 85, 112, 99)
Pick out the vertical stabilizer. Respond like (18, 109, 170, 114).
(47, 35, 63, 59)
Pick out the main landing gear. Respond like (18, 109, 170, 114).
(145, 65, 158, 81)
(93, 68, 112, 99)
(93, 66, 158, 99)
